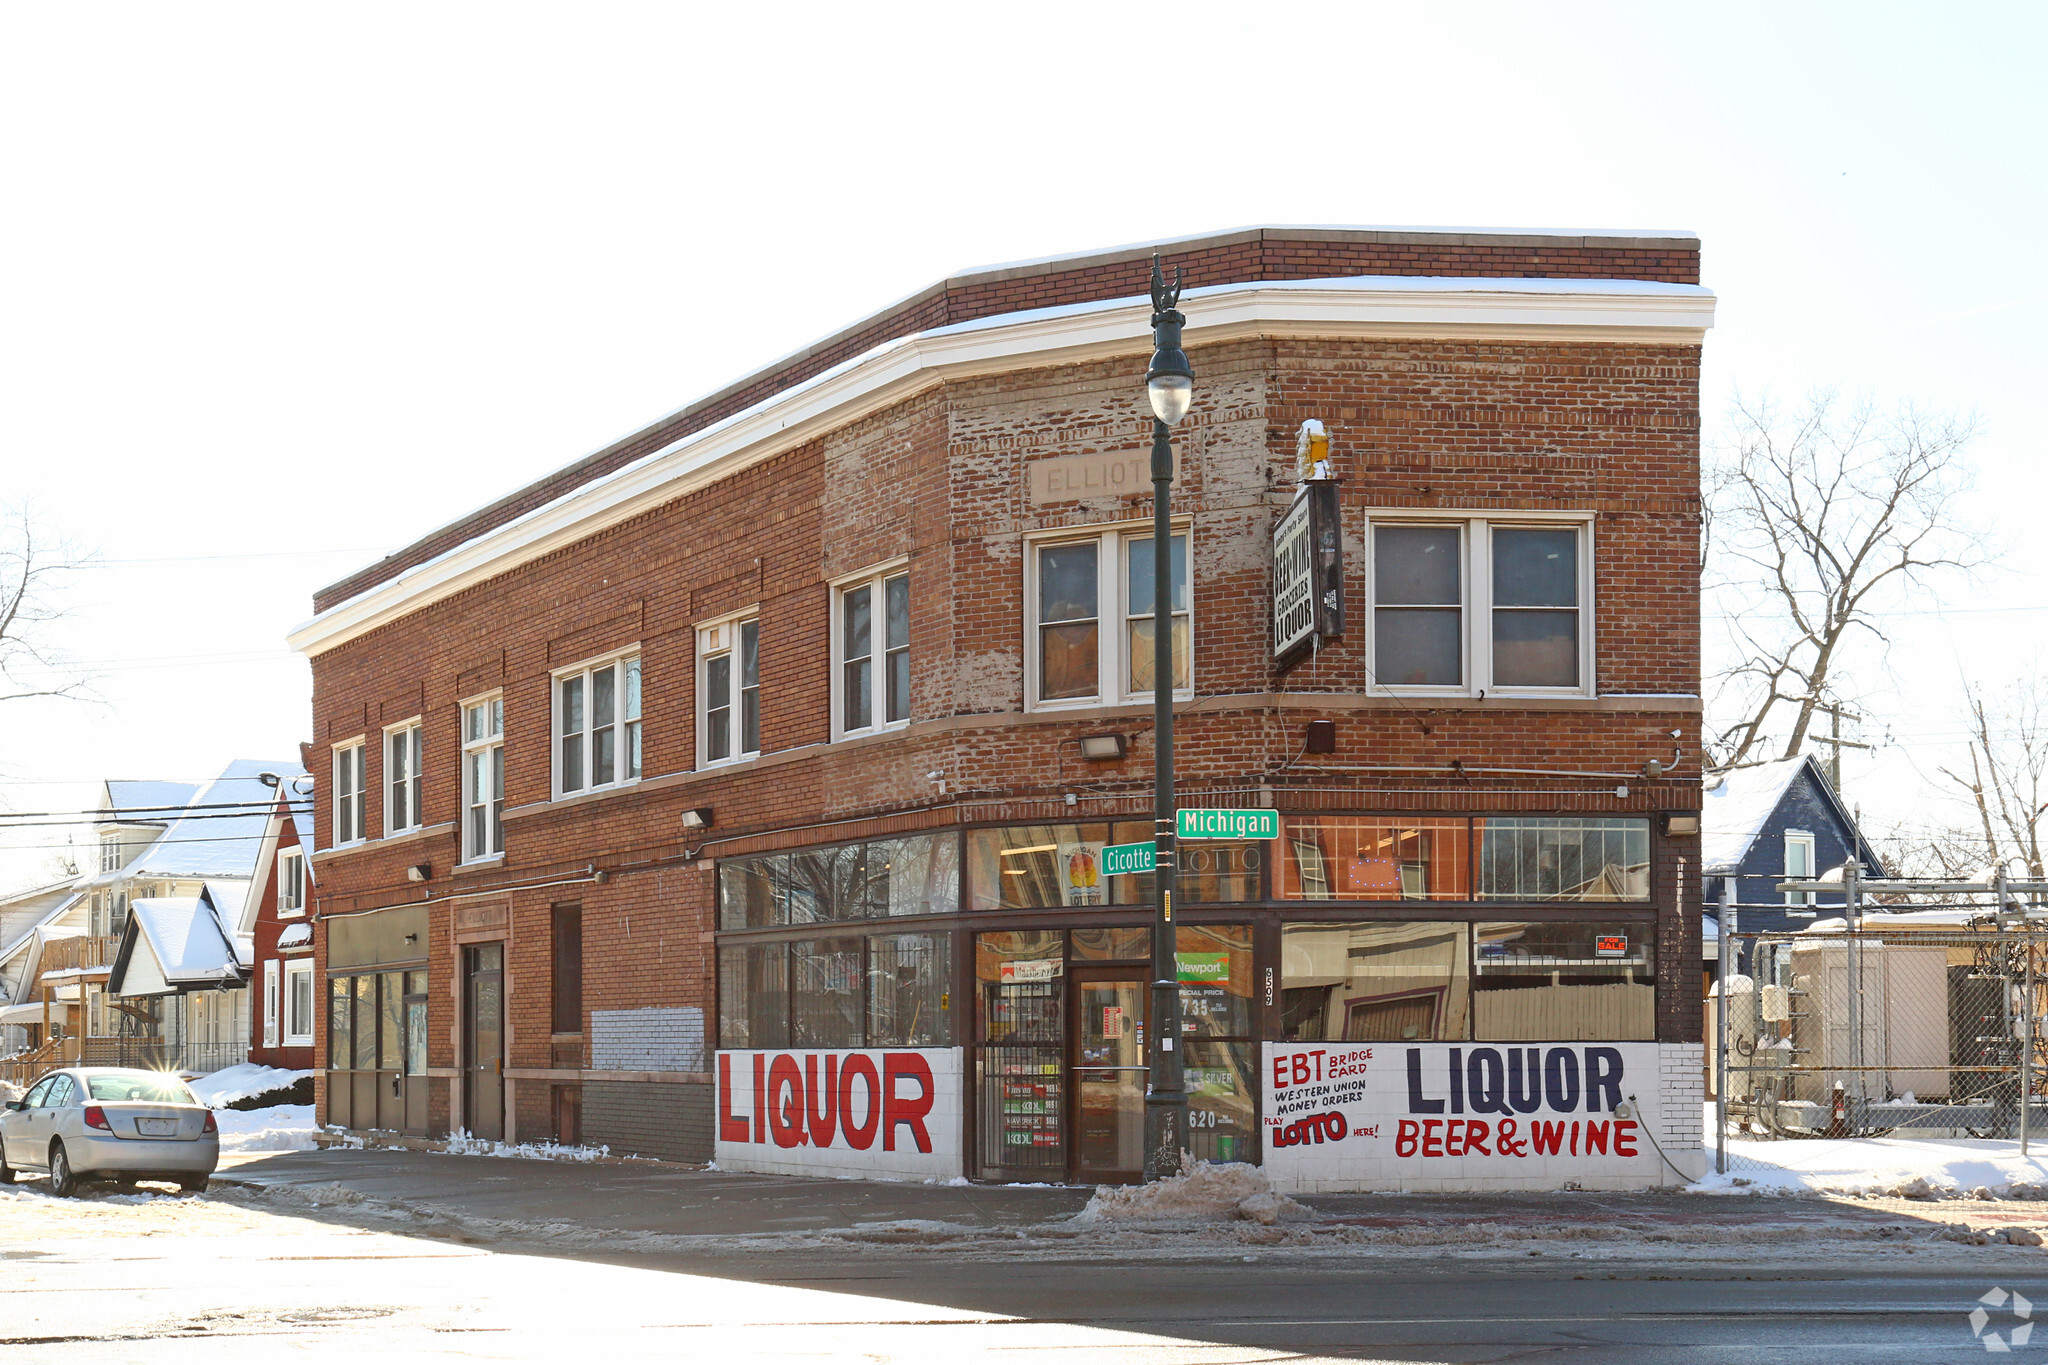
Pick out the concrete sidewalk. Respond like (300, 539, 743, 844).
(214, 1148, 2048, 1246)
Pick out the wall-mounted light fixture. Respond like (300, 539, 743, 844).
(681, 807, 714, 830)
(1304, 720, 1337, 754)
(1663, 813, 1701, 837)
(406, 864, 429, 883)
(1077, 733, 1127, 761)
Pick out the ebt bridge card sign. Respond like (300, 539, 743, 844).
(1260, 1042, 1668, 1192)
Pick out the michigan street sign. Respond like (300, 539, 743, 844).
(1100, 841, 1156, 876)
(1176, 808, 1280, 840)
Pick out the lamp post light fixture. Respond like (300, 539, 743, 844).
(1143, 254, 1190, 1182)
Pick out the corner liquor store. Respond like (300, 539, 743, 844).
(713, 813, 1659, 1185)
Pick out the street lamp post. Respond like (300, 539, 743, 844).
(1143, 254, 1192, 1182)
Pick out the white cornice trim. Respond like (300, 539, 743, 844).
(289, 275, 1714, 657)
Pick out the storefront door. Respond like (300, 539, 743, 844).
(463, 942, 504, 1141)
(1070, 968, 1149, 1183)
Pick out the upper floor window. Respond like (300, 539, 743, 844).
(1784, 830, 1815, 908)
(1027, 526, 1189, 710)
(277, 847, 306, 916)
(555, 653, 641, 798)
(699, 617, 760, 766)
(462, 695, 505, 861)
(834, 566, 909, 740)
(385, 720, 423, 836)
(332, 740, 367, 846)
(98, 836, 122, 873)
(1369, 516, 1591, 696)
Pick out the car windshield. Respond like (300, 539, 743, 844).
(86, 1073, 199, 1105)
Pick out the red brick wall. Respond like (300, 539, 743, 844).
(306, 322, 1704, 1117)
(315, 228, 1700, 613)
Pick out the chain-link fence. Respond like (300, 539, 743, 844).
(1712, 927, 2047, 1172)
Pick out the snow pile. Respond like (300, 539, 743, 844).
(441, 1132, 612, 1163)
(213, 1104, 318, 1153)
(187, 1064, 311, 1108)
(1075, 1162, 1312, 1225)
(1693, 1137, 2048, 1197)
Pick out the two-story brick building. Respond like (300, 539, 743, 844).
(290, 225, 1714, 1189)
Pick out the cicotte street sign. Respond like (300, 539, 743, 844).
(1100, 842, 1156, 876)
(1176, 808, 1280, 840)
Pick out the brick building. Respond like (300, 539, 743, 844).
(290, 225, 1715, 1189)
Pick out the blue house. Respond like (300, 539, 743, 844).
(1703, 755, 1884, 950)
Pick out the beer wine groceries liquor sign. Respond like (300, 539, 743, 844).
(1261, 1042, 1669, 1192)
(715, 1048, 963, 1181)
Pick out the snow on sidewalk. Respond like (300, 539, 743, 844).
(1693, 1136, 2048, 1196)
(215, 1104, 318, 1154)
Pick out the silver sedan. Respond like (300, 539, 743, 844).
(0, 1067, 219, 1195)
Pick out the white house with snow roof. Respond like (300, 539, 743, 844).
(0, 759, 305, 1082)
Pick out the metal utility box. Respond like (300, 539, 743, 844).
(1787, 939, 1949, 1102)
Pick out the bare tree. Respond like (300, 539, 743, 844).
(1704, 393, 1981, 771)
(0, 504, 93, 707)
(1936, 680, 2048, 881)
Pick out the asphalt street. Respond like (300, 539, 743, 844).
(2, 1151, 2044, 1360)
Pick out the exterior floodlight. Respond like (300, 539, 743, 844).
(1077, 733, 1127, 761)
(681, 807, 714, 830)
(1146, 255, 1194, 426)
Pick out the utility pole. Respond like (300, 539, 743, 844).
(1809, 700, 1871, 797)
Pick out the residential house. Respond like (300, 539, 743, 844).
(247, 778, 317, 1070)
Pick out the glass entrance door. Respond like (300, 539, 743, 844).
(1071, 970, 1148, 1182)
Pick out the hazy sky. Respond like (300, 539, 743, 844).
(1, 2, 2042, 890)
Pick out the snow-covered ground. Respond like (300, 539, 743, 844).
(215, 1104, 318, 1153)
(1696, 1100, 2048, 1195)
(441, 1132, 612, 1162)
(187, 1063, 309, 1108)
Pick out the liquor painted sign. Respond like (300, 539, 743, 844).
(716, 1047, 963, 1181)
(1260, 1042, 1677, 1192)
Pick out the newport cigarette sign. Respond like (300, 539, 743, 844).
(1176, 808, 1280, 840)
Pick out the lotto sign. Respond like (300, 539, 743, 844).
(716, 1047, 963, 1181)
(1261, 1042, 1681, 1192)
(1176, 808, 1280, 840)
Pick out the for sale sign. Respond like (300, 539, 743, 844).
(1261, 1042, 1675, 1192)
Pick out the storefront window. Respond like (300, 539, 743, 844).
(1475, 817, 1649, 901)
(378, 972, 404, 1071)
(719, 833, 959, 929)
(717, 942, 790, 1049)
(968, 824, 1261, 908)
(1186, 1040, 1257, 1164)
(791, 937, 864, 1046)
(1472, 921, 1655, 1040)
(328, 977, 350, 1070)
(352, 975, 377, 1070)
(868, 933, 951, 1046)
(1280, 817, 1471, 900)
(1071, 926, 1150, 961)
(1175, 924, 1253, 1039)
(1281, 922, 1472, 1042)
(1178, 841, 1263, 903)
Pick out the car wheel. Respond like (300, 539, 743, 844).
(177, 1175, 208, 1194)
(46, 1142, 79, 1198)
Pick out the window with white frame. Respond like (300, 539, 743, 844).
(699, 617, 760, 765)
(99, 836, 121, 873)
(263, 959, 281, 1048)
(1027, 526, 1189, 709)
(461, 694, 504, 861)
(332, 740, 367, 845)
(555, 653, 641, 798)
(284, 959, 315, 1045)
(1368, 516, 1591, 696)
(385, 720, 423, 835)
(277, 847, 305, 916)
(834, 567, 910, 739)
(1784, 830, 1816, 908)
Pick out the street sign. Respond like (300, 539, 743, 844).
(1176, 808, 1280, 840)
(1100, 841, 1156, 876)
